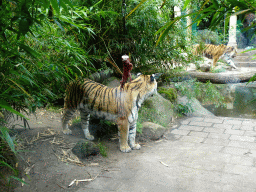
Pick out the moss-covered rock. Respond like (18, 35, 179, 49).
(158, 87, 177, 103)
(138, 93, 174, 127)
(72, 140, 100, 158)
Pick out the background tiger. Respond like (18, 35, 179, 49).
(62, 73, 157, 153)
(193, 44, 238, 69)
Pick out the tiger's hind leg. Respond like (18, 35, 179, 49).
(62, 108, 75, 135)
(80, 109, 94, 140)
(117, 117, 131, 152)
(213, 57, 218, 67)
(128, 122, 141, 150)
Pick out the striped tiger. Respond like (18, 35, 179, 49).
(62, 73, 157, 152)
(193, 44, 237, 69)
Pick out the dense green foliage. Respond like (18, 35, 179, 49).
(175, 79, 226, 108)
(1, 0, 256, 188)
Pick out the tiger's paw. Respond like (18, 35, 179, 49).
(131, 144, 141, 150)
(63, 129, 72, 135)
(120, 145, 132, 153)
(85, 134, 94, 141)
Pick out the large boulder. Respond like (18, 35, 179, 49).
(141, 122, 166, 140)
(200, 63, 211, 72)
(138, 93, 174, 127)
(72, 140, 100, 159)
(177, 96, 215, 117)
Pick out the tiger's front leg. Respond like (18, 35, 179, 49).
(117, 117, 131, 152)
(129, 122, 141, 150)
(62, 109, 75, 135)
(80, 110, 94, 140)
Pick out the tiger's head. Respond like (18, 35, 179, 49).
(123, 73, 157, 107)
(224, 46, 237, 58)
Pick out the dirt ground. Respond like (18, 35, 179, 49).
(1, 108, 177, 192)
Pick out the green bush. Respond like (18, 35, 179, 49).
(158, 87, 177, 103)
(175, 79, 226, 108)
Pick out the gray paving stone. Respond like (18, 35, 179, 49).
(208, 133, 231, 139)
(220, 173, 244, 186)
(213, 124, 233, 129)
(204, 138, 230, 146)
(222, 147, 249, 155)
(180, 119, 191, 125)
(224, 129, 245, 135)
(221, 173, 256, 189)
(203, 117, 224, 123)
(244, 131, 256, 137)
(232, 125, 241, 130)
(224, 164, 256, 175)
(229, 135, 255, 142)
(203, 127, 225, 134)
(223, 119, 243, 125)
(228, 140, 256, 150)
(229, 155, 254, 166)
(189, 131, 209, 138)
(179, 136, 205, 143)
(203, 152, 231, 163)
(186, 117, 204, 122)
(184, 159, 225, 171)
(248, 149, 256, 158)
(178, 125, 204, 131)
(240, 125, 254, 131)
(171, 129, 190, 136)
(195, 170, 223, 183)
(222, 184, 256, 192)
(189, 121, 213, 127)
(198, 144, 224, 153)
(242, 120, 256, 126)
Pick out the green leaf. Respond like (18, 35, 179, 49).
(0, 126, 16, 154)
(18, 43, 40, 58)
(0, 160, 16, 172)
(0, 101, 27, 119)
(9, 176, 29, 186)
(62, 0, 74, 9)
(50, 0, 60, 14)
(126, 0, 148, 18)
(59, 0, 68, 11)
(54, 19, 65, 32)
(248, 74, 256, 84)
(183, 0, 191, 10)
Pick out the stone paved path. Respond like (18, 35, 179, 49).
(78, 116, 256, 192)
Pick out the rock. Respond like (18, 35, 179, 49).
(200, 63, 211, 72)
(72, 140, 100, 159)
(104, 77, 120, 88)
(141, 122, 166, 140)
(177, 96, 215, 117)
(139, 93, 174, 127)
(186, 63, 197, 71)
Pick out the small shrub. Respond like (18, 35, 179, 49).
(174, 79, 226, 108)
(71, 117, 81, 124)
(175, 103, 194, 116)
(158, 87, 177, 103)
(97, 141, 108, 157)
(136, 122, 143, 134)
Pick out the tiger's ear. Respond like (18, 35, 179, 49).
(150, 74, 155, 82)
(136, 73, 142, 78)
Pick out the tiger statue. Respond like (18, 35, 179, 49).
(193, 44, 238, 69)
(62, 73, 157, 153)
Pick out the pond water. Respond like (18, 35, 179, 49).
(203, 82, 256, 119)
(204, 104, 256, 119)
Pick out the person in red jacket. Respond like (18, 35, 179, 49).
(120, 55, 133, 88)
